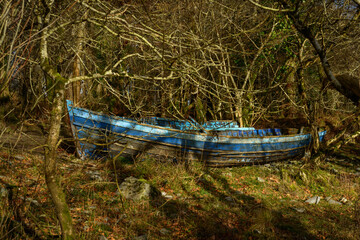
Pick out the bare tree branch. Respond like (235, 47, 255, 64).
(248, 0, 294, 12)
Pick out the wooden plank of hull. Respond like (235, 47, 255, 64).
(69, 122, 312, 165)
(72, 127, 307, 166)
(69, 117, 313, 153)
(71, 120, 310, 153)
(109, 138, 306, 167)
(66, 100, 325, 166)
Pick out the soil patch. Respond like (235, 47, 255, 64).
(0, 124, 46, 155)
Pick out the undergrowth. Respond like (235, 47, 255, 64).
(0, 150, 359, 239)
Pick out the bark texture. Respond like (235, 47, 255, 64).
(39, 0, 75, 239)
(44, 86, 75, 239)
(280, 1, 360, 105)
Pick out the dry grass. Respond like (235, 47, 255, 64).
(0, 148, 360, 239)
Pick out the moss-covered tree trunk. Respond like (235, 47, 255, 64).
(44, 85, 75, 239)
(38, 0, 75, 239)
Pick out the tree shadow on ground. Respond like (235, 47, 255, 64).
(188, 166, 318, 239)
(141, 161, 318, 239)
(104, 151, 360, 239)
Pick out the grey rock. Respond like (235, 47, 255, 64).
(26, 197, 40, 206)
(225, 196, 234, 202)
(325, 196, 332, 202)
(89, 205, 97, 210)
(161, 191, 173, 199)
(305, 196, 321, 204)
(90, 170, 101, 175)
(83, 225, 90, 231)
(0, 187, 8, 198)
(160, 228, 171, 235)
(328, 199, 342, 205)
(293, 207, 306, 213)
(340, 197, 348, 204)
(257, 177, 265, 183)
(119, 176, 152, 201)
(223, 172, 232, 177)
(14, 155, 25, 160)
(89, 175, 102, 180)
(88, 170, 103, 181)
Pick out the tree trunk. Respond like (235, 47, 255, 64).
(285, 58, 298, 117)
(280, 1, 360, 104)
(44, 86, 75, 239)
(72, 9, 87, 106)
(38, 1, 75, 239)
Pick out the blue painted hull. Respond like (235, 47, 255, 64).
(66, 100, 326, 166)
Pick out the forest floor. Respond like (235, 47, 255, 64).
(0, 124, 360, 240)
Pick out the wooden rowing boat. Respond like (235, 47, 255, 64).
(66, 100, 326, 167)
